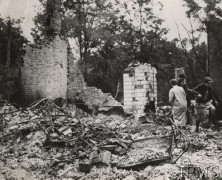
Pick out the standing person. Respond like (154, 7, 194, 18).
(193, 77, 219, 131)
(169, 79, 187, 128)
(177, 73, 198, 125)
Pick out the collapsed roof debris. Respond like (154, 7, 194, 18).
(70, 86, 123, 116)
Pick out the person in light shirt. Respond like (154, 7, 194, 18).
(169, 79, 187, 129)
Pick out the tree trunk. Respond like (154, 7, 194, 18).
(6, 20, 11, 101)
(206, 26, 210, 76)
(7, 20, 11, 68)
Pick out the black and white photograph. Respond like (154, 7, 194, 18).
(0, 0, 222, 179)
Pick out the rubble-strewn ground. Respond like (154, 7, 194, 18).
(1, 99, 222, 180)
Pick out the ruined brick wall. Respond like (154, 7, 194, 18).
(123, 63, 157, 116)
(21, 36, 68, 103)
(67, 48, 85, 98)
(21, 0, 86, 103)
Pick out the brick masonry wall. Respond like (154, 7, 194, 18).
(123, 64, 157, 116)
(21, 36, 68, 103)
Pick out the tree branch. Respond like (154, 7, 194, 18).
(175, 22, 197, 83)
(181, 21, 205, 70)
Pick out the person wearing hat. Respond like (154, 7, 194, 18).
(177, 73, 199, 125)
(169, 79, 187, 128)
(193, 77, 218, 131)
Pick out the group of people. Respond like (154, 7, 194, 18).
(169, 74, 219, 132)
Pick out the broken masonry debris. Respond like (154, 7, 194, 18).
(0, 97, 194, 179)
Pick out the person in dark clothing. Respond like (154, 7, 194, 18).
(177, 74, 198, 125)
(193, 77, 219, 131)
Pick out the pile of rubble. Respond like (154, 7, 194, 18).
(0, 99, 173, 179)
(1, 99, 222, 179)
(78, 126, 222, 180)
(73, 86, 122, 112)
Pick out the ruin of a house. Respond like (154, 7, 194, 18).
(21, 0, 84, 103)
(123, 63, 157, 117)
(20, 0, 121, 113)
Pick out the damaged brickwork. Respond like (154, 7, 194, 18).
(21, 35, 119, 111)
(123, 63, 157, 116)
(21, 36, 86, 104)
(20, 0, 120, 109)
(21, 0, 69, 103)
(21, 38, 119, 112)
(21, 36, 68, 103)
(20, 0, 86, 104)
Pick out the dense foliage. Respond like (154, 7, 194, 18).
(183, 0, 222, 83)
(0, 17, 28, 66)
(0, 17, 28, 100)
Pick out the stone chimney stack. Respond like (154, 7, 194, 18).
(45, 0, 62, 36)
